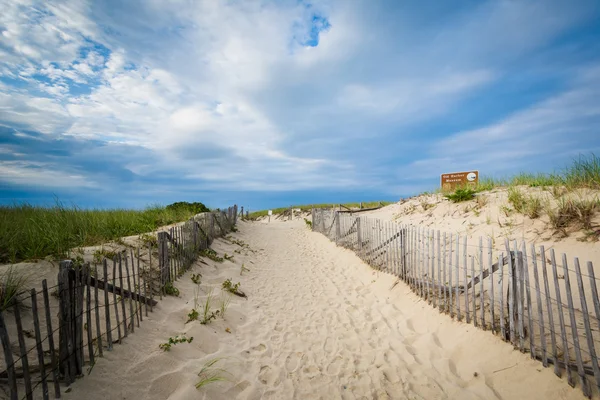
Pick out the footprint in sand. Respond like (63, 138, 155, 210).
(258, 365, 281, 386)
(284, 352, 302, 372)
(245, 343, 267, 356)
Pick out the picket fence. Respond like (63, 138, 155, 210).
(0, 206, 238, 400)
(313, 208, 600, 398)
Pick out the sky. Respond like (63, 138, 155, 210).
(1, 0, 600, 211)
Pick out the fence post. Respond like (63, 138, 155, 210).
(157, 232, 169, 289)
(0, 310, 17, 400)
(335, 212, 341, 244)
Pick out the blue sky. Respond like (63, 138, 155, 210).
(1, 0, 600, 211)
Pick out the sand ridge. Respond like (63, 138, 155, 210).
(64, 219, 586, 400)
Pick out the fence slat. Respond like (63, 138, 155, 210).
(480, 237, 485, 330)
(103, 260, 113, 351)
(443, 232, 447, 314)
(456, 235, 461, 321)
(472, 256, 477, 327)
(499, 253, 505, 341)
(119, 255, 128, 338)
(30, 289, 49, 400)
(522, 243, 535, 359)
(130, 249, 140, 328)
(427, 229, 431, 304)
(448, 233, 453, 317)
(437, 231, 442, 311)
(125, 254, 135, 334)
(94, 264, 103, 357)
(464, 237, 469, 323)
(138, 247, 145, 320)
(42, 280, 60, 398)
(14, 302, 33, 399)
(562, 254, 589, 396)
(489, 238, 494, 333)
(148, 243, 154, 313)
(516, 245, 525, 352)
(551, 249, 571, 385)
(576, 258, 600, 391)
(112, 258, 122, 343)
(531, 244, 547, 367)
(0, 309, 18, 400)
(86, 267, 95, 367)
(506, 240, 516, 346)
(539, 246, 560, 377)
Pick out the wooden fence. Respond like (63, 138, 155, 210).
(313, 208, 600, 398)
(0, 206, 238, 399)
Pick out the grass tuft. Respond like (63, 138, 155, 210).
(0, 267, 29, 311)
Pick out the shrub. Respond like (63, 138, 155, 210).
(444, 188, 476, 203)
(164, 281, 180, 296)
(222, 278, 246, 298)
(159, 335, 193, 351)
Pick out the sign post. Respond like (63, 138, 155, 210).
(268, 209, 272, 223)
(441, 170, 479, 191)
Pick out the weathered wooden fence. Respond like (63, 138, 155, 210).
(313, 208, 600, 398)
(0, 206, 238, 399)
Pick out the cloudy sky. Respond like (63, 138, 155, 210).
(1, 0, 600, 210)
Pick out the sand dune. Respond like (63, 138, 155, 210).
(57, 217, 587, 400)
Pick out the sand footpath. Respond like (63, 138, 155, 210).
(65, 219, 586, 400)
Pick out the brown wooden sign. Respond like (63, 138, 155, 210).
(441, 170, 479, 191)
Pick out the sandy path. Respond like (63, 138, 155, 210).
(64, 220, 585, 400)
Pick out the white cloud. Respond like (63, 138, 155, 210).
(1, 0, 599, 201)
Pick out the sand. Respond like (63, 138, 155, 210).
(61, 218, 586, 400)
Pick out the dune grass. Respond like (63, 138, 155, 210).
(474, 153, 600, 192)
(247, 201, 392, 219)
(0, 201, 202, 263)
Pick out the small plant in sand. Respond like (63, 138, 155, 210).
(230, 226, 238, 232)
(547, 197, 599, 235)
(196, 358, 229, 390)
(420, 200, 435, 211)
(224, 253, 234, 262)
(191, 273, 202, 285)
(159, 335, 194, 351)
(139, 233, 158, 248)
(304, 218, 312, 228)
(92, 248, 118, 264)
(200, 248, 224, 263)
(222, 278, 247, 298)
(444, 188, 476, 203)
(219, 293, 232, 318)
(201, 288, 219, 324)
(164, 281, 180, 296)
(0, 267, 29, 311)
(240, 264, 250, 276)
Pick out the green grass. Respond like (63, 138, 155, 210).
(0, 267, 29, 311)
(473, 153, 600, 192)
(0, 201, 203, 263)
(247, 201, 392, 219)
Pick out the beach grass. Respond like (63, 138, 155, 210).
(475, 153, 600, 191)
(0, 201, 204, 263)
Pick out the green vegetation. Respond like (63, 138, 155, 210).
(0, 267, 29, 311)
(247, 201, 392, 219)
(196, 358, 229, 390)
(200, 248, 224, 263)
(191, 273, 202, 285)
(164, 281, 180, 296)
(222, 278, 246, 298)
(165, 201, 210, 215)
(0, 201, 207, 263)
(474, 153, 600, 191)
(444, 188, 476, 203)
(159, 335, 194, 351)
(200, 289, 219, 325)
(547, 197, 599, 235)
